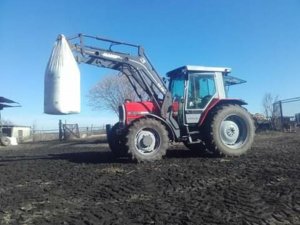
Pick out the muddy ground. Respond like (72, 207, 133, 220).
(0, 132, 299, 225)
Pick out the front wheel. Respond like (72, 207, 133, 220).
(126, 118, 169, 162)
(107, 122, 128, 157)
(209, 105, 255, 156)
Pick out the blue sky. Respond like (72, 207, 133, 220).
(1, 0, 300, 129)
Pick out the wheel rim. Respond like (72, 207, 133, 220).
(220, 115, 248, 149)
(135, 128, 160, 154)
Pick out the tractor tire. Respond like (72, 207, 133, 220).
(208, 105, 255, 156)
(126, 118, 169, 162)
(107, 122, 128, 157)
(1, 136, 11, 146)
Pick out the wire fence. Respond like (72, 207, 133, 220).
(31, 125, 107, 142)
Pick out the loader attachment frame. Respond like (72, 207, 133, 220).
(66, 34, 168, 113)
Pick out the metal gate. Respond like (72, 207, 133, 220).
(63, 124, 80, 140)
(273, 97, 300, 131)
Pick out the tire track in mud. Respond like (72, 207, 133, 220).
(0, 133, 300, 224)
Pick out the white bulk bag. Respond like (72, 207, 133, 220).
(44, 34, 80, 115)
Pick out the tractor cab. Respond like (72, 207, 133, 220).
(167, 65, 246, 126)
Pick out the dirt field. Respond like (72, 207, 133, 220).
(0, 132, 299, 225)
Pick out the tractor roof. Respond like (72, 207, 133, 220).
(166, 65, 246, 86)
(167, 65, 231, 77)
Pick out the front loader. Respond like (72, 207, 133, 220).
(56, 34, 255, 162)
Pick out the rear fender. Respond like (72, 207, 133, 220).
(199, 98, 247, 126)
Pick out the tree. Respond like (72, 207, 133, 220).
(262, 93, 278, 118)
(88, 73, 147, 115)
(0, 118, 13, 125)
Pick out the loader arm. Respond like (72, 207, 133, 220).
(66, 34, 167, 111)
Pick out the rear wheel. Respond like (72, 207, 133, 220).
(107, 122, 128, 157)
(208, 105, 255, 156)
(126, 118, 169, 162)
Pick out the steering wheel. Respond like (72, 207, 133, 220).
(187, 97, 201, 108)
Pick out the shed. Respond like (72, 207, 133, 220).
(1, 125, 31, 143)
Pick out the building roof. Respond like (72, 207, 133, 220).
(0, 96, 20, 110)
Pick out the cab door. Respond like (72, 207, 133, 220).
(169, 74, 186, 127)
(185, 73, 216, 124)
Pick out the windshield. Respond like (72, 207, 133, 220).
(169, 75, 185, 101)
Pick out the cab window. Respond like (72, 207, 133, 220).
(187, 74, 216, 109)
(169, 75, 185, 101)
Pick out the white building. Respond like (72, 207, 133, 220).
(1, 125, 31, 143)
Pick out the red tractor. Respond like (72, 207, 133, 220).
(66, 34, 255, 162)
